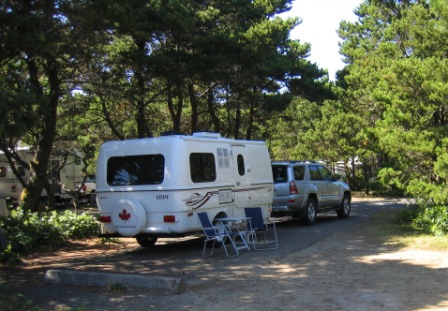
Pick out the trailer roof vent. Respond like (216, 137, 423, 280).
(192, 132, 222, 138)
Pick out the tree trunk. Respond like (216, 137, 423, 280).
(188, 82, 198, 133)
(207, 88, 220, 133)
(245, 94, 256, 140)
(167, 81, 183, 132)
(233, 97, 242, 139)
(22, 60, 59, 211)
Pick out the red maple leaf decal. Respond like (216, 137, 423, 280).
(119, 209, 131, 222)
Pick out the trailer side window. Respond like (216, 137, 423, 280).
(190, 153, 216, 183)
(107, 155, 164, 186)
(0, 167, 6, 177)
(237, 154, 245, 176)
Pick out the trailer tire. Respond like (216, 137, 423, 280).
(111, 199, 146, 237)
(136, 237, 158, 247)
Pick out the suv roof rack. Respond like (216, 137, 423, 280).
(271, 160, 318, 164)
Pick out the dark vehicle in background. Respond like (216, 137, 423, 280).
(271, 161, 351, 225)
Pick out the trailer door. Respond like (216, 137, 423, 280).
(232, 145, 251, 208)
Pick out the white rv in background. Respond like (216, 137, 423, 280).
(0, 148, 85, 204)
(0, 148, 30, 204)
(96, 132, 274, 247)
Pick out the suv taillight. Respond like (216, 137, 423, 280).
(289, 181, 299, 194)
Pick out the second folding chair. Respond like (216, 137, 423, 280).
(244, 207, 279, 250)
(197, 212, 239, 258)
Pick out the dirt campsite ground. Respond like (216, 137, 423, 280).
(1, 197, 448, 310)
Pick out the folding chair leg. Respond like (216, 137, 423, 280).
(245, 231, 258, 248)
(202, 239, 216, 257)
(222, 236, 239, 258)
(253, 225, 278, 251)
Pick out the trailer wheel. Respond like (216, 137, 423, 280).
(136, 237, 158, 247)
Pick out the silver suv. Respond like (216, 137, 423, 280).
(271, 161, 351, 225)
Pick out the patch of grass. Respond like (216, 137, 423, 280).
(363, 206, 448, 251)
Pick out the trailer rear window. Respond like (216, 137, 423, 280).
(190, 153, 216, 183)
(107, 155, 164, 186)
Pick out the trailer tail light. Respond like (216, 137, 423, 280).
(99, 216, 111, 223)
(164, 215, 176, 223)
(289, 181, 299, 194)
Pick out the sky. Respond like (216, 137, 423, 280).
(280, 0, 363, 80)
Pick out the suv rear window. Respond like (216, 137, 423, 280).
(272, 166, 287, 183)
(107, 155, 164, 186)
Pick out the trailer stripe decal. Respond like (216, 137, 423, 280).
(184, 186, 271, 210)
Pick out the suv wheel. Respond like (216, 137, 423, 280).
(302, 198, 317, 225)
(337, 194, 351, 218)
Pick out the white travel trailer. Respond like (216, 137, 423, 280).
(47, 150, 86, 203)
(0, 148, 31, 204)
(96, 132, 274, 246)
(0, 148, 85, 204)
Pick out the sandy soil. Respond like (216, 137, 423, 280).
(2, 199, 448, 310)
(170, 227, 448, 311)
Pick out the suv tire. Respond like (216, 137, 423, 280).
(337, 194, 351, 218)
(302, 197, 317, 225)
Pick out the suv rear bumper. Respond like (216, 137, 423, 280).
(272, 204, 303, 211)
(272, 194, 306, 211)
(271, 204, 306, 217)
(272, 196, 306, 215)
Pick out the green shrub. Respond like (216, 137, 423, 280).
(0, 207, 99, 264)
(51, 210, 99, 239)
(412, 204, 448, 236)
